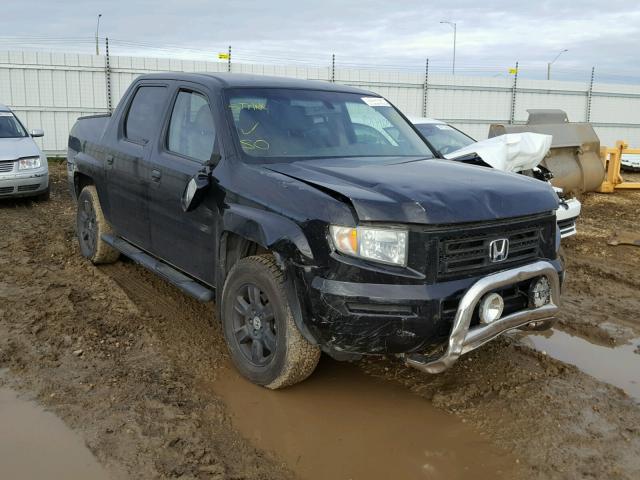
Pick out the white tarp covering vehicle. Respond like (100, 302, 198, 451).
(443, 132, 552, 173)
(410, 117, 581, 239)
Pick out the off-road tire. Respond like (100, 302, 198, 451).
(221, 255, 320, 389)
(76, 185, 120, 264)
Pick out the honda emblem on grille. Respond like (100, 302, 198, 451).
(489, 238, 509, 262)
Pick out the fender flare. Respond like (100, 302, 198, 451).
(221, 204, 314, 262)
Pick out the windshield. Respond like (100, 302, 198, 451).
(414, 123, 475, 156)
(0, 112, 28, 139)
(225, 88, 433, 161)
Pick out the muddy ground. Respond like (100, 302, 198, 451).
(0, 162, 639, 479)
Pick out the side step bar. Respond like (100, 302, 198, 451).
(102, 234, 214, 302)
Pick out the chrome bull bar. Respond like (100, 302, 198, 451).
(402, 260, 561, 374)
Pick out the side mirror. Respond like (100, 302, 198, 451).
(181, 153, 221, 212)
(30, 129, 44, 138)
(181, 173, 210, 212)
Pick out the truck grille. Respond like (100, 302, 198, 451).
(0, 161, 14, 173)
(435, 215, 555, 280)
(0, 186, 14, 194)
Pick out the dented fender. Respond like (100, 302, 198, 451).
(222, 204, 314, 262)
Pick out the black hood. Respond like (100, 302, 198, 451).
(266, 157, 559, 224)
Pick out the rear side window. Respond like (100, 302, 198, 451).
(124, 86, 168, 143)
(167, 91, 215, 162)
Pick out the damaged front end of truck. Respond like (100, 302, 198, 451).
(246, 157, 563, 372)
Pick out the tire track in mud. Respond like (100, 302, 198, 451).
(100, 261, 229, 376)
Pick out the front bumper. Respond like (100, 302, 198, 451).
(556, 198, 581, 239)
(401, 260, 560, 373)
(0, 168, 49, 198)
(304, 258, 563, 360)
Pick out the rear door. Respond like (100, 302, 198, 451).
(147, 85, 219, 285)
(105, 83, 170, 249)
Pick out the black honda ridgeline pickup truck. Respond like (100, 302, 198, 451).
(68, 73, 563, 388)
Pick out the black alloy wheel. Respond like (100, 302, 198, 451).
(78, 196, 97, 257)
(231, 283, 278, 366)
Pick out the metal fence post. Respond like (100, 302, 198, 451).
(105, 37, 112, 114)
(331, 54, 335, 82)
(586, 66, 595, 122)
(228, 45, 232, 72)
(422, 58, 429, 117)
(510, 61, 519, 124)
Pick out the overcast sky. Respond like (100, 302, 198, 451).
(3, 0, 639, 81)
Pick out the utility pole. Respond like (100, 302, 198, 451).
(95, 14, 102, 56)
(440, 21, 457, 75)
(547, 48, 568, 80)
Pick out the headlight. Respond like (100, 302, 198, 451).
(18, 156, 41, 170)
(330, 225, 408, 266)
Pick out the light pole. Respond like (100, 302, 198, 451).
(440, 21, 457, 75)
(95, 14, 102, 56)
(547, 48, 568, 80)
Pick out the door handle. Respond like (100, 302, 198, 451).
(151, 169, 162, 182)
(106, 154, 114, 166)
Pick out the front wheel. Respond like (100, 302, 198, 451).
(221, 255, 320, 389)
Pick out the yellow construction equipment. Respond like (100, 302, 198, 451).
(596, 141, 640, 193)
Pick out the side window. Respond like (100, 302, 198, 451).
(124, 86, 168, 143)
(167, 91, 215, 162)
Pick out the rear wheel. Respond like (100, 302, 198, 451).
(76, 186, 120, 264)
(221, 255, 320, 389)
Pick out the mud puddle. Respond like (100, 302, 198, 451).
(518, 329, 640, 402)
(0, 382, 111, 479)
(213, 358, 517, 480)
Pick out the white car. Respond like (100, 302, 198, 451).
(0, 104, 49, 200)
(410, 117, 580, 239)
(621, 153, 640, 171)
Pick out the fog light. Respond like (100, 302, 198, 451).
(529, 276, 551, 308)
(479, 293, 504, 324)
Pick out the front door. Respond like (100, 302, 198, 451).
(147, 87, 218, 285)
(106, 84, 170, 249)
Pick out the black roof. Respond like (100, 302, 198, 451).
(136, 72, 375, 95)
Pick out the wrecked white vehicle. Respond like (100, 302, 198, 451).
(411, 117, 581, 239)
